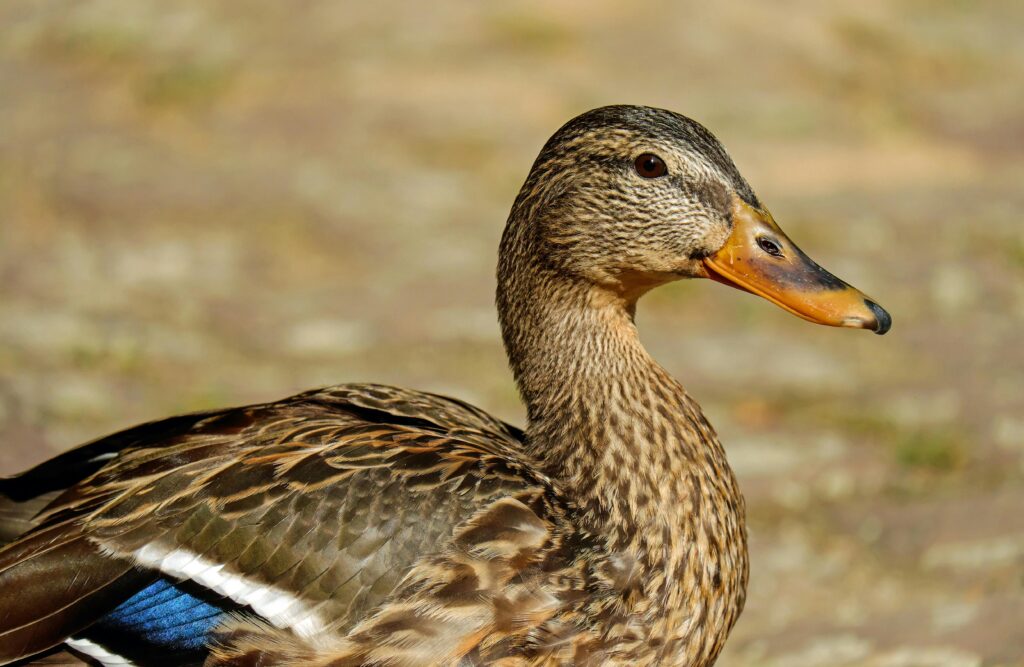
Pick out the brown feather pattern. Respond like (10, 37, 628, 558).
(0, 106, 762, 666)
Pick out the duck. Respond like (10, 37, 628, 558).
(0, 105, 890, 667)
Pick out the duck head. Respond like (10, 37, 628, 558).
(504, 105, 890, 334)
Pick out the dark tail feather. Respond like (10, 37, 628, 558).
(0, 410, 233, 663)
(0, 492, 59, 545)
(0, 440, 114, 545)
(11, 647, 90, 665)
(0, 525, 148, 664)
(0, 409, 224, 545)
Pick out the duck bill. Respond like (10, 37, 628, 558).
(703, 198, 891, 334)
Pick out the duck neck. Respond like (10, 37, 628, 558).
(498, 259, 748, 659)
(498, 259, 744, 548)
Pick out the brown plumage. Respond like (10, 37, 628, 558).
(0, 105, 889, 666)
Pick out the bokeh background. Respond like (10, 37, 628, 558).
(1, 2, 1022, 665)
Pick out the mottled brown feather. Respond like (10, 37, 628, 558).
(0, 106, 762, 666)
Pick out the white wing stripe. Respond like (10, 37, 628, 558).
(132, 543, 326, 638)
(67, 638, 137, 666)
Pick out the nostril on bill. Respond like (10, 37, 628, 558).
(864, 299, 892, 335)
(756, 236, 783, 257)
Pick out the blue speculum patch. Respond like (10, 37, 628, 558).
(78, 578, 240, 666)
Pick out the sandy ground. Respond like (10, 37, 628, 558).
(1, 1, 1022, 665)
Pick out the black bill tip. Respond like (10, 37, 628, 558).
(864, 299, 892, 335)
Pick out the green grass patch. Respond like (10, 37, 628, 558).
(138, 62, 232, 109)
(1005, 239, 1024, 270)
(731, 391, 970, 474)
(893, 429, 967, 471)
(486, 12, 576, 53)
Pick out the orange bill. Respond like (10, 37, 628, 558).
(703, 197, 891, 334)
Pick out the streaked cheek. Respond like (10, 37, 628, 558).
(666, 208, 727, 260)
(698, 221, 732, 258)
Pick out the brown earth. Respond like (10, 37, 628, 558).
(1, 2, 1022, 665)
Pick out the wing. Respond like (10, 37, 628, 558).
(0, 384, 550, 666)
(0, 410, 230, 544)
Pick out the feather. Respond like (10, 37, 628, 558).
(0, 384, 540, 665)
(0, 531, 147, 663)
(0, 106, 821, 665)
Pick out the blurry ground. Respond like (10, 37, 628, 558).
(1, 1, 1023, 665)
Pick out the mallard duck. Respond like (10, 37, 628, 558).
(0, 105, 889, 667)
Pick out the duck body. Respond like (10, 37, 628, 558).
(1, 380, 745, 666)
(0, 106, 887, 666)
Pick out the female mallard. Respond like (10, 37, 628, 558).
(0, 105, 889, 667)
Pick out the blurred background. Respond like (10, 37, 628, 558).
(1, 1, 1022, 665)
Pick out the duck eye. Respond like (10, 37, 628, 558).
(634, 153, 667, 179)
